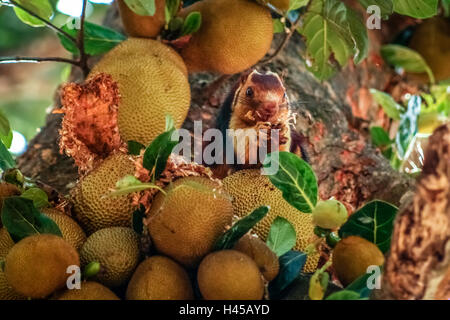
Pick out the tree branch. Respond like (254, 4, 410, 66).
(77, 0, 89, 77)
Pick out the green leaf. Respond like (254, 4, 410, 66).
(346, 267, 382, 298)
(370, 88, 403, 120)
(1, 197, 62, 242)
(267, 217, 297, 257)
(443, 0, 450, 17)
(58, 20, 126, 56)
(181, 11, 201, 36)
(214, 206, 270, 251)
(358, 0, 393, 19)
(165, 0, 181, 23)
(273, 18, 285, 34)
(381, 45, 435, 84)
(269, 250, 307, 298)
(326, 290, 361, 300)
(0, 110, 11, 139)
(21, 188, 49, 209)
(12, 0, 53, 27)
(263, 151, 318, 213)
(128, 140, 146, 156)
(165, 114, 175, 132)
(370, 126, 392, 147)
(124, 0, 156, 15)
(393, 0, 438, 18)
(132, 205, 146, 234)
(339, 200, 398, 253)
(0, 140, 15, 171)
(289, 0, 309, 11)
(143, 129, 179, 181)
(109, 175, 165, 197)
(346, 7, 368, 64)
(395, 95, 421, 159)
(1, 130, 13, 150)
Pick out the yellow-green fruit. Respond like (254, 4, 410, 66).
(233, 234, 279, 281)
(312, 199, 348, 230)
(72, 153, 136, 234)
(5, 234, 79, 299)
(118, 0, 166, 38)
(197, 250, 264, 300)
(418, 111, 448, 135)
(0, 228, 14, 259)
(180, 0, 273, 74)
(88, 38, 190, 146)
(223, 169, 320, 272)
(0, 183, 20, 228)
(268, 0, 290, 11)
(80, 227, 140, 287)
(41, 208, 87, 251)
(148, 177, 233, 267)
(126, 256, 194, 300)
(54, 281, 120, 300)
(332, 236, 385, 286)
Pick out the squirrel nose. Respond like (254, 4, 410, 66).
(261, 102, 278, 116)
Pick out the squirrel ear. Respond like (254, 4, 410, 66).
(240, 69, 253, 85)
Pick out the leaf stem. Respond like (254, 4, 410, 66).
(4, 0, 78, 44)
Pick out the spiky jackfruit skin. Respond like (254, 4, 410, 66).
(197, 250, 264, 300)
(71, 153, 136, 234)
(5, 234, 79, 299)
(179, 0, 273, 74)
(80, 227, 140, 288)
(0, 228, 25, 300)
(268, 0, 290, 11)
(332, 236, 385, 286)
(148, 177, 233, 268)
(54, 281, 120, 300)
(0, 228, 14, 259)
(41, 208, 87, 251)
(222, 169, 320, 272)
(88, 38, 190, 146)
(118, 0, 166, 38)
(233, 234, 279, 281)
(126, 256, 194, 300)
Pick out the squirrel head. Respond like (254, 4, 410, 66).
(232, 69, 289, 124)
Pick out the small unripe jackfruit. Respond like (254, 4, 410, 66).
(180, 0, 273, 74)
(5, 234, 79, 299)
(80, 227, 140, 288)
(126, 256, 194, 300)
(118, 0, 166, 38)
(312, 199, 348, 230)
(197, 250, 264, 300)
(223, 169, 319, 272)
(332, 236, 385, 286)
(88, 38, 190, 146)
(148, 177, 233, 267)
(71, 153, 136, 234)
(54, 281, 120, 300)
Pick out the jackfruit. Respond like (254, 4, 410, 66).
(41, 208, 87, 251)
(126, 256, 194, 300)
(197, 250, 264, 300)
(312, 199, 348, 230)
(118, 0, 166, 38)
(0, 228, 14, 259)
(54, 281, 120, 300)
(222, 169, 320, 272)
(147, 176, 233, 267)
(5, 234, 79, 299)
(88, 38, 190, 146)
(179, 0, 273, 74)
(0, 269, 25, 300)
(0, 183, 20, 227)
(233, 234, 279, 281)
(71, 152, 136, 234)
(268, 0, 290, 11)
(80, 227, 140, 288)
(332, 236, 385, 286)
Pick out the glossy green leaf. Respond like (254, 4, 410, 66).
(393, 0, 438, 19)
(181, 11, 201, 36)
(165, 0, 181, 23)
(1, 197, 62, 242)
(269, 250, 307, 298)
(127, 140, 146, 156)
(267, 217, 297, 257)
(263, 151, 318, 213)
(1, 130, 13, 150)
(12, 0, 53, 27)
(109, 175, 165, 197)
(346, 7, 368, 64)
(370, 88, 403, 120)
(395, 96, 421, 159)
(0, 110, 11, 139)
(58, 20, 126, 56)
(358, 0, 393, 19)
(289, 0, 309, 11)
(370, 126, 392, 147)
(21, 187, 49, 209)
(326, 290, 362, 300)
(214, 206, 270, 251)
(381, 45, 435, 84)
(0, 140, 15, 171)
(339, 200, 398, 253)
(124, 0, 156, 15)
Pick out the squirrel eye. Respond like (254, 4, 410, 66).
(246, 87, 254, 98)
